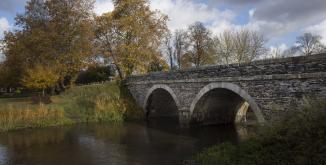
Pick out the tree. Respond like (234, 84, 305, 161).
(163, 31, 175, 70)
(214, 30, 234, 65)
(2, 0, 95, 91)
(174, 29, 187, 69)
(95, 0, 168, 79)
(184, 22, 215, 68)
(75, 65, 115, 84)
(232, 29, 266, 63)
(294, 33, 324, 55)
(147, 55, 169, 72)
(46, 0, 95, 84)
(21, 65, 59, 96)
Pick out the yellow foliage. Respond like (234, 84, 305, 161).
(95, 0, 168, 78)
(21, 65, 59, 92)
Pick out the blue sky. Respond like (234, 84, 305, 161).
(1, 0, 326, 53)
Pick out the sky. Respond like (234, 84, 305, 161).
(1, 0, 326, 54)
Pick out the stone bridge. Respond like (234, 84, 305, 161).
(125, 54, 326, 126)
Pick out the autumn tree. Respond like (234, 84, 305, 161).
(293, 33, 324, 55)
(21, 65, 59, 96)
(95, 0, 168, 79)
(2, 0, 95, 91)
(183, 22, 215, 68)
(46, 0, 95, 86)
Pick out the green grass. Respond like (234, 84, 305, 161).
(0, 82, 144, 132)
(195, 99, 326, 165)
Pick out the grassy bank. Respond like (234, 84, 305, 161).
(0, 82, 143, 132)
(195, 99, 326, 165)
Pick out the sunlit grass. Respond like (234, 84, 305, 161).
(0, 104, 70, 131)
(0, 82, 143, 132)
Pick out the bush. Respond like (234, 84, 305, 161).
(196, 99, 326, 165)
(75, 65, 115, 85)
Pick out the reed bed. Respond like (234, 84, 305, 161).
(0, 82, 143, 131)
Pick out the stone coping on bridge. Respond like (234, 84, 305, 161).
(126, 72, 326, 85)
(126, 53, 326, 83)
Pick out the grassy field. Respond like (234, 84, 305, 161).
(0, 82, 143, 132)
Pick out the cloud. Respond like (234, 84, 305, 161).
(94, 0, 237, 33)
(205, 0, 261, 6)
(0, 17, 10, 38)
(250, 0, 326, 39)
(94, 0, 114, 15)
(150, 0, 235, 32)
(305, 19, 326, 45)
(263, 43, 289, 59)
(249, 9, 255, 18)
(254, 0, 326, 24)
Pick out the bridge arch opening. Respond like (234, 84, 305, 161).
(144, 85, 180, 126)
(190, 83, 265, 125)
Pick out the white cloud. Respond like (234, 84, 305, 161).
(150, 0, 235, 33)
(0, 17, 10, 38)
(249, 8, 255, 18)
(94, 0, 237, 34)
(265, 43, 288, 59)
(94, 0, 114, 16)
(270, 43, 288, 53)
(305, 19, 326, 45)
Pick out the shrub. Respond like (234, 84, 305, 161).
(196, 99, 326, 165)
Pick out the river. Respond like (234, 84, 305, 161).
(0, 120, 254, 165)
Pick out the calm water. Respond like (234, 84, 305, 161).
(0, 120, 254, 165)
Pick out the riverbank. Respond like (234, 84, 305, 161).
(0, 82, 144, 132)
(195, 99, 326, 165)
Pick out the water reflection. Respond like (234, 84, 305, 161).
(0, 121, 255, 165)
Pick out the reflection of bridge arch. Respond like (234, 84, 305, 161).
(143, 85, 180, 120)
(190, 83, 265, 124)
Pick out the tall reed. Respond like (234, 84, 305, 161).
(0, 104, 69, 131)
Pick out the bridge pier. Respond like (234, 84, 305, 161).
(178, 108, 191, 127)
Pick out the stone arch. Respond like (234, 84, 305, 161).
(143, 84, 180, 113)
(190, 82, 265, 124)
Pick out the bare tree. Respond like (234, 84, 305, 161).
(248, 31, 266, 61)
(184, 22, 215, 68)
(213, 30, 235, 65)
(163, 31, 174, 70)
(233, 29, 266, 63)
(294, 33, 324, 55)
(174, 29, 187, 69)
(233, 29, 249, 63)
(269, 46, 283, 59)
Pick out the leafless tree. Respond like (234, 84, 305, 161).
(213, 30, 235, 65)
(163, 31, 174, 70)
(232, 29, 266, 63)
(294, 33, 324, 55)
(174, 29, 187, 69)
